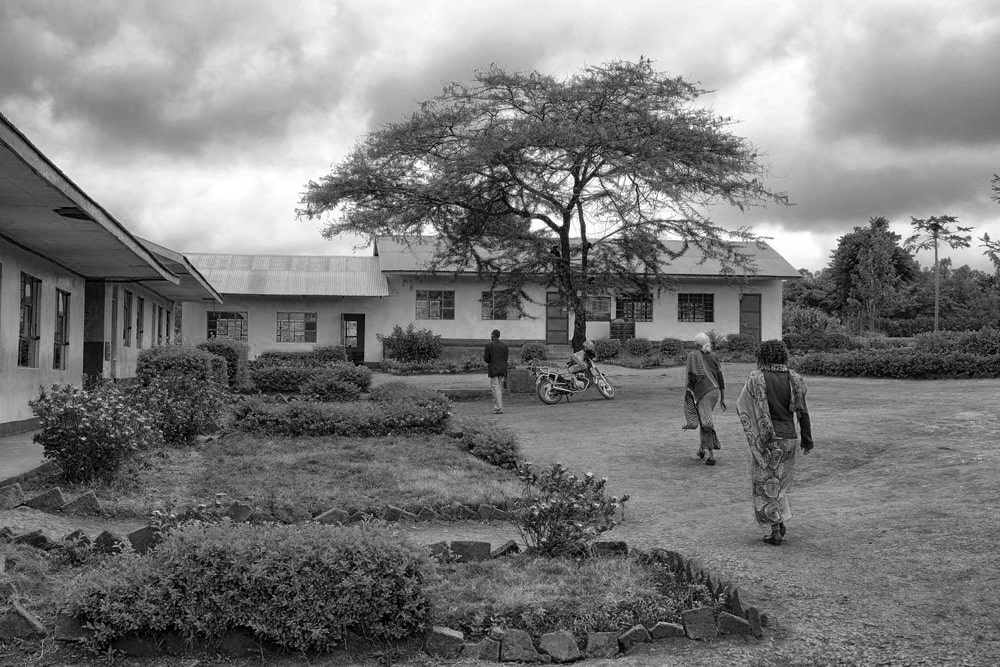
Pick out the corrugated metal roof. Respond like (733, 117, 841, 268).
(375, 236, 802, 278)
(184, 253, 389, 296)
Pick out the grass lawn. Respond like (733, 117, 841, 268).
(25, 430, 521, 524)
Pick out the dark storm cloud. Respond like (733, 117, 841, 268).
(0, 0, 368, 159)
(809, 3, 1000, 148)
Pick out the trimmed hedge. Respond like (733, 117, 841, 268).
(250, 366, 318, 393)
(519, 341, 547, 362)
(659, 337, 683, 355)
(136, 347, 227, 446)
(253, 345, 349, 369)
(452, 418, 520, 470)
(232, 390, 453, 436)
(593, 338, 622, 360)
(300, 374, 362, 402)
(196, 339, 250, 389)
(381, 356, 489, 375)
(63, 522, 432, 651)
(624, 338, 652, 356)
(792, 349, 1000, 378)
(913, 328, 1000, 356)
(378, 324, 442, 362)
(726, 333, 758, 355)
(783, 331, 857, 353)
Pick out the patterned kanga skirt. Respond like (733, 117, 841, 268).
(750, 437, 798, 526)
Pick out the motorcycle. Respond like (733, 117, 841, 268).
(531, 362, 616, 404)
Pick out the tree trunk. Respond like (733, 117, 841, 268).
(571, 300, 587, 352)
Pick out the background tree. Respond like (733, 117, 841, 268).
(979, 173, 1000, 275)
(299, 59, 786, 349)
(827, 217, 917, 333)
(904, 215, 973, 332)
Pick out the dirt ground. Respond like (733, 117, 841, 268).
(426, 363, 1000, 665)
(3, 365, 999, 666)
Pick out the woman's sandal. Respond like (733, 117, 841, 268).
(763, 534, 782, 546)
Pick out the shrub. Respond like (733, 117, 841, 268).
(783, 304, 845, 336)
(253, 345, 349, 369)
(511, 462, 628, 557)
(792, 349, 1000, 378)
(250, 365, 318, 393)
(783, 331, 856, 353)
(327, 362, 373, 391)
(232, 391, 453, 437)
(452, 418, 520, 470)
(659, 337, 683, 355)
(593, 338, 622, 360)
(378, 324, 442, 362)
(299, 373, 362, 402)
(63, 522, 432, 651)
(914, 328, 1000, 356)
(381, 357, 490, 375)
(726, 333, 758, 355)
(705, 330, 727, 352)
(519, 342, 547, 362)
(30, 383, 161, 483)
(136, 347, 227, 447)
(196, 339, 249, 389)
(623, 337, 652, 356)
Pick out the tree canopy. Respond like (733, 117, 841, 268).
(299, 59, 787, 348)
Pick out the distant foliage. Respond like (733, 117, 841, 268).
(725, 333, 758, 355)
(593, 338, 622, 360)
(914, 328, 1000, 356)
(783, 331, 856, 353)
(659, 337, 683, 355)
(518, 342, 547, 362)
(136, 347, 227, 446)
(623, 337, 652, 356)
(792, 349, 1000, 378)
(30, 383, 161, 483)
(63, 522, 432, 651)
(378, 324, 442, 362)
(452, 418, 520, 470)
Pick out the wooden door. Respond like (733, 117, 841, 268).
(342, 314, 365, 364)
(740, 294, 762, 342)
(545, 292, 568, 344)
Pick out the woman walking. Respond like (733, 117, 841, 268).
(736, 339, 814, 546)
(684, 332, 726, 466)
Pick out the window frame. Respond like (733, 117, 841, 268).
(416, 290, 455, 320)
(584, 295, 612, 322)
(481, 290, 520, 320)
(276, 311, 317, 343)
(53, 289, 70, 370)
(677, 293, 715, 323)
(18, 272, 41, 368)
(615, 293, 654, 322)
(122, 290, 133, 348)
(207, 310, 249, 342)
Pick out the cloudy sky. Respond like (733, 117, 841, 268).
(2, 0, 998, 273)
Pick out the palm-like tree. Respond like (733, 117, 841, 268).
(904, 215, 972, 332)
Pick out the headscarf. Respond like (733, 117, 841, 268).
(694, 332, 712, 353)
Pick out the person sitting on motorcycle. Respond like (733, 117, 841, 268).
(564, 340, 597, 389)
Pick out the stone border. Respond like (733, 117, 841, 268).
(1, 527, 768, 658)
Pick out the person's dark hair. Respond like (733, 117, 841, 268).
(491, 329, 501, 340)
(756, 339, 789, 366)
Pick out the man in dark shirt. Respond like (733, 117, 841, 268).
(483, 329, 509, 414)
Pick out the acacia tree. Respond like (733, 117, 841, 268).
(980, 174, 1000, 275)
(904, 215, 973, 332)
(828, 217, 917, 333)
(299, 59, 787, 349)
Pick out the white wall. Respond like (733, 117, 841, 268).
(0, 238, 86, 428)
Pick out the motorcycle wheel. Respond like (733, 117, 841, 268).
(595, 375, 616, 399)
(536, 380, 564, 405)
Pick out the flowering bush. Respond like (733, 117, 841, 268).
(30, 383, 161, 483)
(511, 462, 628, 557)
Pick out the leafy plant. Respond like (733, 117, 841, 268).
(452, 418, 520, 470)
(299, 373, 362, 402)
(252, 345, 349, 368)
(593, 338, 622, 360)
(378, 324, 443, 362)
(518, 342, 547, 362)
(250, 365, 319, 392)
(725, 333, 758, 355)
(623, 337, 652, 356)
(136, 346, 227, 447)
(659, 337, 683, 355)
(511, 462, 628, 557)
(30, 383, 162, 483)
(196, 339, 250, 389)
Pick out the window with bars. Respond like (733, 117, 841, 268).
(122, 290, 133, 347)
(678, 293, 714, 322)
(416, 290, 455, 320)
(584, 296, 612, 321)
(53, 289, 70, 370)
(276, 312, 317, 343)
(207, 311, 248, 342)
(481, 291, 519, 320)
(615, 294, 654, 322)
(18, 272, 41, 367)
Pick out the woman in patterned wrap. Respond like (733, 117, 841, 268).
(736, 339, 814, 546)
